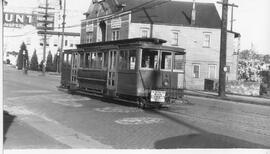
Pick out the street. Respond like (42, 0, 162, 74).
(3, 65, 270, 149)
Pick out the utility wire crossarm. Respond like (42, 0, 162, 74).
(217, 1, 238, 31)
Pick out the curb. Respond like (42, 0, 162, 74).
(185, 92, 270, 107)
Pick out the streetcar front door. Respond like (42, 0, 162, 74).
(107, 50, 118, 96)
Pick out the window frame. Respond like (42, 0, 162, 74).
(208, 64, 217, 79)
(140, 49, 159, 70)
(86, 32, 94, 43)
(112, 29, 120, 41)
(160, 51, 173, 71)
(203, 32, 211, 48)
(193, 64, 200, 78)
(171, 31, 180, 46)
(173, 52, 185, 72)
(140, 27, 150, 38)
(118, 49, 137, 71)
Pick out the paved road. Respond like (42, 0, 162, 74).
(3, 65, 270, 149)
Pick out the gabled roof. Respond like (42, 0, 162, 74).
(84, 0, 221, 29)
(119, 0, 221, 28)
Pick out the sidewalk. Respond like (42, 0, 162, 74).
(4, 65, 61, 78)
(185, 89, 270, 106)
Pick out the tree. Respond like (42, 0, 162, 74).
(46, 51, 53, 72)
(16, 42, 29, 70)
(30, 49, 39, 71)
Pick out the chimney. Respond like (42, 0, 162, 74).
(191, 0, 196, 26)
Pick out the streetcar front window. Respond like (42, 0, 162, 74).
(174, 52, 184, 71)
(161, 51, 172, 70)
(141, 49, 158, 69)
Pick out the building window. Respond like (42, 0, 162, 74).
(65, 40, 68, 46)
(112, 30, 120, 41)
(86, 32, 93, 43)
(172, 31, 179, 46)
(203, 32, 211, 47)
(193, 64, 200, 78)
(140, 28, 149, 38)
(208, 65, 216, 79)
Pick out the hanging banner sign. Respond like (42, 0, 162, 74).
(3, 12, 36, 28)
(86, 23, 94, 32)
(111, 18, 121, 29)
(36, 14, 55, 30)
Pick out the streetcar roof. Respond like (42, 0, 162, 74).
(77, 38, 167, 48)
(64, 38, 185, 54)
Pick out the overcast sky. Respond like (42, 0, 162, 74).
(5, 0, 270, 54)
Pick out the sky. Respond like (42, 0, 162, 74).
(4, 0, 270, 54)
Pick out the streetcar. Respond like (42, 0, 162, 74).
(60, 38, 186, 108)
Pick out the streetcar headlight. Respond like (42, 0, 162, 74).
(163, 80, 169, 86)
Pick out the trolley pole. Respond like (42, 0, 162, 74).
(230, 3, 238, 31)
(59, 0, 66, 73)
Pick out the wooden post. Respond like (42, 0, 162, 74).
(59, 0, 66, 73)
(218, 0, 229, 97)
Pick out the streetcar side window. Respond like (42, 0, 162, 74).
(85, 53, 90, 68)
(80, 53, 84, 67)
(88, 52, 103, 69)
(63, 53, 67, 64)
(103, 52, 108, 69)
(141, 49, 158, 69)
(161, 51, 172, 70)
(67, 54, 72, 65)
(174, 53, 184, 71)
(129, 50, 136, 70)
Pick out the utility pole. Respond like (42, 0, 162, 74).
(59, 0, 66, 73)
(217, 0, 238, 97)
(42, 0, 48, 76)
(38, 0, 54, 75)
(218, 0, 229, 97)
